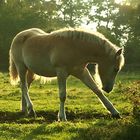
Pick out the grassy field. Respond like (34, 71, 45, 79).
(0, 72, 139, 140)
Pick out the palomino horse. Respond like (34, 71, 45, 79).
(9, 28, 124, 120)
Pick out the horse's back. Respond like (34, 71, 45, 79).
(11, 28, 47, 46)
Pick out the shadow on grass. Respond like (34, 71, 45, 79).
(23, 123, 65, 140)
(73, 122, 139, 140)
(0, 110, 57, 124)
(0, 110, 139, 140)
(0, 110, 117, 124)
(22, 116, 140, 140)
(71, 117, 140, 140)
(111, 119, 140, 140)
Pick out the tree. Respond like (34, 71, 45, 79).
(0, 0, 139, 71)
(114, 2, 140, 68)
(87, 0, 140, 70)
(56, 0, 92, 27)
(0, 0, 93, 70)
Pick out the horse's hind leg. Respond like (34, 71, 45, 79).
(18, 66, 36, 117)
(27, 70, 35, 88)
(21, 70, 34, 114)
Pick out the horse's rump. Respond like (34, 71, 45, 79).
(12, 28, 47, 45)
(9, 28, 51, 85)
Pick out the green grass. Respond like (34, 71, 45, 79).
(0, 72, 139, 140)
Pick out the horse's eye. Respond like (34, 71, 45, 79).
(114, 68, 119, 73)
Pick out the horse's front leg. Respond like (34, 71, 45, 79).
(56, 68, 68, 121)
(72, 67, 120, 118)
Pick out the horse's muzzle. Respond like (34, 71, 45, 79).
(102, 86, 113, 93)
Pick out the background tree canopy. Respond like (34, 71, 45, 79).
(0, 0, 140, 71)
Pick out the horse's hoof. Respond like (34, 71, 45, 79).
(28, 109, 37, 118)
(58, 119, 67, 122)
(58, 117, 67, 122)
(111, 113, 122, 119)
(21, 108, 28, 116)
(58, 113, 67, 122)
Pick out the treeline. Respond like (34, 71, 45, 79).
(0, 0, 140, 71)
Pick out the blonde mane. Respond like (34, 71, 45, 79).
(50, 28, 119, 56)
(51, 28, 105, 45)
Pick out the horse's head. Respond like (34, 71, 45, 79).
(98, 48, 124, 93)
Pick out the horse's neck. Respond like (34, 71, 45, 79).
(82, 41, 116, 63)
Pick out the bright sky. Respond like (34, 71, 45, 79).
(81, 0, 125, 31)
(115, 0, 124, 4)
(44, 0, 125, 31)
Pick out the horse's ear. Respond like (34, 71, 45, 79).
(116, 48, 123, 56)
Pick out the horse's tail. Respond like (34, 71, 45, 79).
(9, 50, 19, 85)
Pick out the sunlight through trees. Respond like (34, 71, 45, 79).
(0, 0, 140, 71)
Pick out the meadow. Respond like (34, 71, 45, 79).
(0, 72, 139, 140)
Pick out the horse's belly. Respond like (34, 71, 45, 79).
(24, 58, 57, 77)
(32, 67, 56, 77)
(29, 65, 56, 77)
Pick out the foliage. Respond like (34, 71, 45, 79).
(0, 72, 139, 139)
(0, 0, 140, 71)
(88, 0, 140, 69)
(0, 0, 92, 70)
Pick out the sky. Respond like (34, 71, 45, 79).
(44, 0, 125, 31)
(80, 0, 124, 31)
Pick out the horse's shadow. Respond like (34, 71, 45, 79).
(0, 110, 57, 123)
(0, 110, 112, 124)
(1, 111, 138, 140)
(22, 113, 140, 140)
